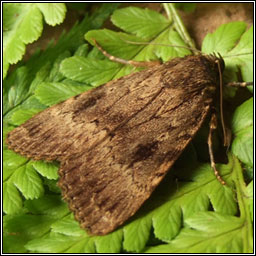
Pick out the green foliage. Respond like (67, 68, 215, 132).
(3, 3, 67, 79)
(60, 57, 121, 86)
(231, 98, 253, 168)
(111, 6, 171, 39)
(11, 162, 44, 200)
(246, 181, 253, 222)
(32, 161, 59, 180)
(3, 195, 70, 253)
(3, 182, 23, 215)
(34, 81, 90, 106)
(3, 3, 253, 254)
(202, 22, 253, 83)
(145, 156, 253, 253)
(145, 212, 245, 253)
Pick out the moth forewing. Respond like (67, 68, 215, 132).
(6, 52, 224, 235)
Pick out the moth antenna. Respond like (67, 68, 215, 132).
(208, 113, 226, 185)
(216, 57, 228, 147)
(222, 52, 252, 58)
(120, 39, 201, 54)
(92, 39, 161, 68)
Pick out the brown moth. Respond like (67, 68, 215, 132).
(6, 53, 224, 235)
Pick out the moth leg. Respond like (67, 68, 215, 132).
(226, 81, 253, 87)
(93, 39, 161, 68)
(208, 113, 226, 185)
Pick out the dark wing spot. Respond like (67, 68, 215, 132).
(73, 92, 105, 116)
(133, 141, 158, 162)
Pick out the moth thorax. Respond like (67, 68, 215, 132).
(206, 53, 225, 73)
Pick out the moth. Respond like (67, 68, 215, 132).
(6, 43, 236, 236)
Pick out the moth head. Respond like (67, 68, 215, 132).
(205, 53, 225, 73)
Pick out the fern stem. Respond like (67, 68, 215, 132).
(162, 3, 196, 50)
(231, 154, 253, 253)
